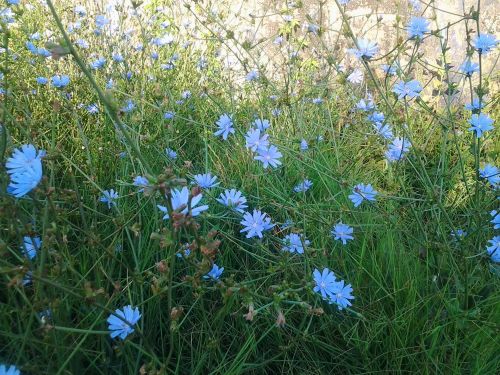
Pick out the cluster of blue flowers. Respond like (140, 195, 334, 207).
(3, 2, 499, 364)
(313, 268, 354, 310)
(244, 118, 283, 169)
(6, 144, 45, 198)
(357, 96, 413, 162)
(3, 146, 44, 289)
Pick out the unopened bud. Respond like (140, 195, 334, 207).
(156, 260, 168, 273)
(276, 311, 286, 327)
(170, 306, 184, 321)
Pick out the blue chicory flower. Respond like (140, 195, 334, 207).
(107, 305, 141, 340)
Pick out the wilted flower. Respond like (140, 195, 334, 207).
(243, 303, 256, 321)
(39, 309, 52, 325)
(203, 263, 224, 281)
(100, 189, 119, 208)
(276, 310, 286, 327)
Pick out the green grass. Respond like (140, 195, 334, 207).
(0, 1, 499, 374)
